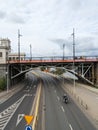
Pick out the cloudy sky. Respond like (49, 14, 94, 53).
(0, 0, 98, 57)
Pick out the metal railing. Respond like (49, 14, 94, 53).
(8, 55, 98, 63)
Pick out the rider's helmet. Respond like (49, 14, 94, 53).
(64, 94, 67, 96)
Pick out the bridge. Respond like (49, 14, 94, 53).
(6, 56, 98, 87)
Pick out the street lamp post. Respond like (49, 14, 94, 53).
(63, 43, 65, 60)
(6, 53, 9, 93)
(72, 28, 76, 93)
(30, 44, 32, 60)
(6, 64, 9, 93)
(18, 29, 22, 61)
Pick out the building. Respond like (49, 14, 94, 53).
(0, 38, 11, 64)
(0, 38, 11, 78)
(0, 38, 26, 78)
(9, 53, 26, 61)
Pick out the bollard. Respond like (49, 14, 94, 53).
(81, 100, 83, 105)
(85, 104, 88, 110)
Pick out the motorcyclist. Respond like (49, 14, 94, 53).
(63, 94, 68, 100)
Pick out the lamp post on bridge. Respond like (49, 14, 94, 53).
(72, 28, 76, 93)
(6, 52, 9, 93)
(30, 44, 32, 60)
(63, 43, 65, 60)
(18, 29, 22, 62)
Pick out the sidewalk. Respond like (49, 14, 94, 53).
(63, 79, 98, 129)
(0, 83, 24, 104)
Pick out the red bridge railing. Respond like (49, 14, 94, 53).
(8, 56, 98, 64)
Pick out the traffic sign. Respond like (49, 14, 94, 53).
(25, 125, 32, 130)
(24, 115, 33, 125)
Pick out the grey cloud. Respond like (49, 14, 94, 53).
(0, 11, 6, 19)
(50, 38, 73, 49)
(51, 36, 98, 56)
(75, 36, 98, 55)
(7, 13, 26, 24)
(67, 0, 82, 10)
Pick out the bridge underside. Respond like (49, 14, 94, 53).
(7, 61, 98, 87)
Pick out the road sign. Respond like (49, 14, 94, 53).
(25, 125, 32, 130)
(16, 114, 24, 126)
(24, 115, 33, 125)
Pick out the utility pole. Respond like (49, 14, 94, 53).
(7, 62, 9, 93)
(72, 28, 75, 62)
(18, 29, 22, 61)
(30, 44, 32, 60)
(72, 28, 76, 93)
(6, 51, 9, 93)
(63, 43, 65, 60)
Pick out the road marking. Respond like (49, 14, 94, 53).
(0, 94, 13, 105)
(57, 96, 60, 101)
(25, 94, 32, 96)
(0, 95, 26, 130)
(16, 114, 24, 126)
(54, 90, 56, 93)
(69, 124, 73, 130)
(61, 106, 65, 112)
(34, 85, 36, 88)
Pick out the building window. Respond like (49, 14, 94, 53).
(0, 52, 2, 57)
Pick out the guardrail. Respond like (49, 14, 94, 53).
(8, 55, 98, 62)
(62, 83, 88, 110)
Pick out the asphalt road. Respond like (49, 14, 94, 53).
(37, 71, 97, 130)
(0, 71, 39, 130)
(0, 70, 97, 130)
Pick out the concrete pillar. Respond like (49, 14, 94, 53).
(92, 64, 94, 83)
(94, 63, 98, 87)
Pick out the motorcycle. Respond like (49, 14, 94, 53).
(63, 96, 69, 104)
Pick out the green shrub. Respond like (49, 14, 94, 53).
(0, 78, 6, 90)
(53, 68, 66, 75)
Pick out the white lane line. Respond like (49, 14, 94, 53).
(34, 85, 36, 88)
(61, 106, 65, 112)
(54, 90, 56, 93)
(69, 124, 73, 130)
(57, 96, 60, 101)
(0, 116, 9, 122)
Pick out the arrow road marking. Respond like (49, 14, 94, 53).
(0, 95, 26, 130)
(69, 124, 73, 130)
(16, 114, 24, 126)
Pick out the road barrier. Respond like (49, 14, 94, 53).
(63, 85, 88, 110)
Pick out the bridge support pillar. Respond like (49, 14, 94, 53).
(92, 64, 94, 83)
(94, 63, 98, 87)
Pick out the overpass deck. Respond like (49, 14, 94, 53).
(8, 58, 98, 64)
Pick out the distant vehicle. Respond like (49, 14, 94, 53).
(63, 94, 69, 104)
